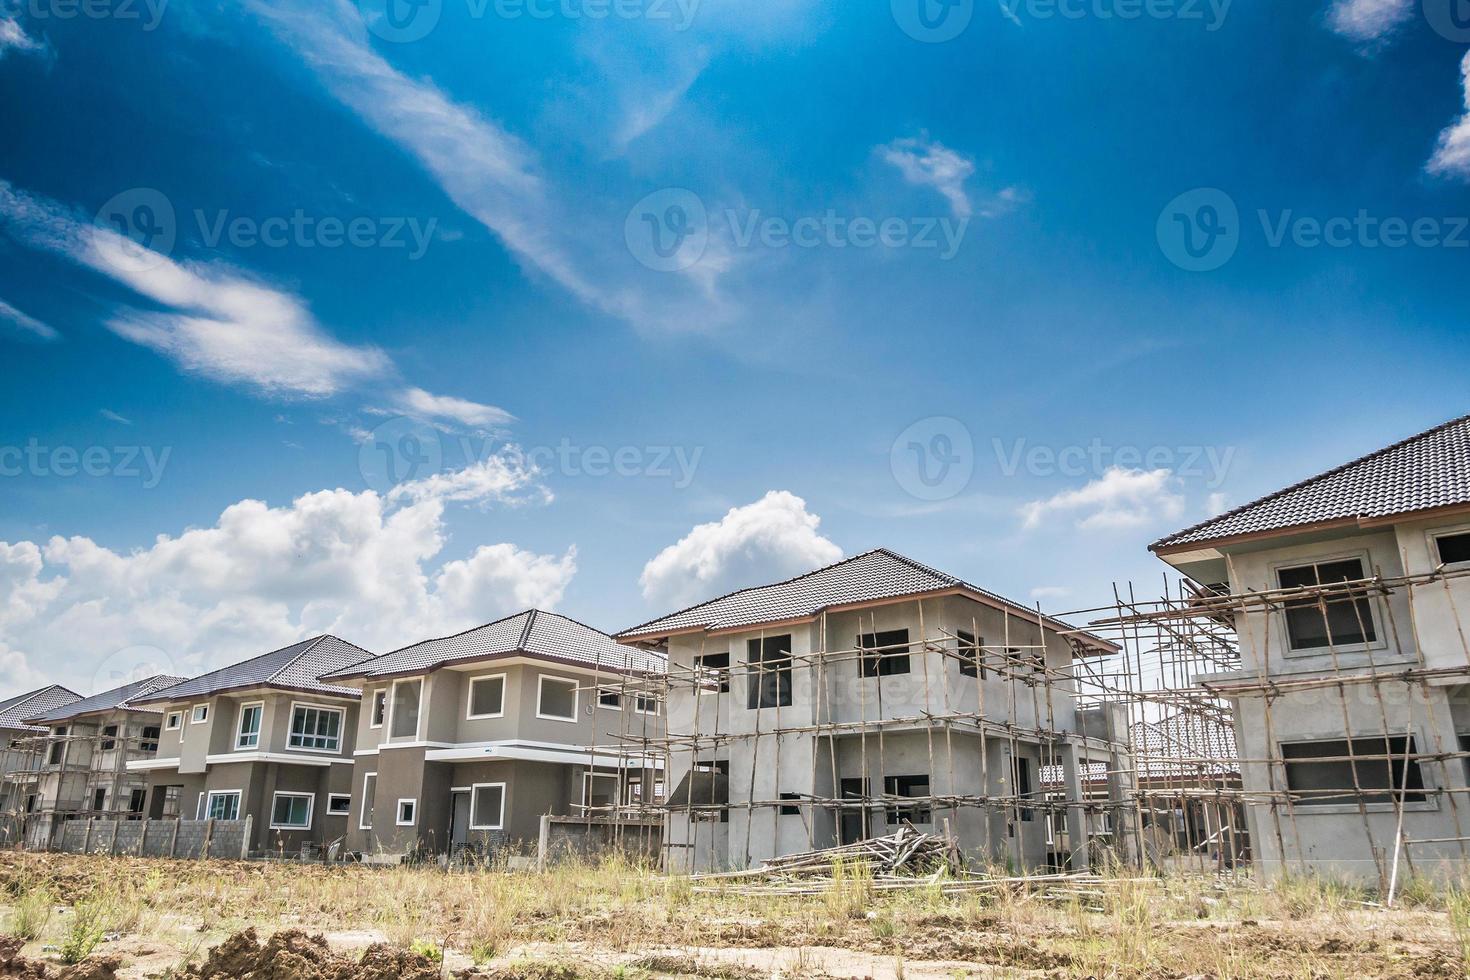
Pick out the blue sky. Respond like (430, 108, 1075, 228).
(1, 0, 1468, 693)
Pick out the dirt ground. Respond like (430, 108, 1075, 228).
(0, 851, 1465, 978)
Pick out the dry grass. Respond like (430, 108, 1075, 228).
(0, 851, 1466, 977)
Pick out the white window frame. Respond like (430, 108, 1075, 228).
(469, 782, 506, 831)
(1430, 524, 1470, 569)
(359, 773, 377, 830)
(165, 711, 183, 732)
(633, 693, 660, 716)
(269, 791, 315, 830)
(536, 674, 579, 723)
(597, 688, 622, 710)
(368, 689, 387, 730)
(581, 771, 618, 811)
(465, 673, 507, 721)
(235, 701, 264, 750)
(285, 701, 345, 753)
(386, 678, 424, 741)
(326, 793, 352, 815)
(203, 789, 241, 821)
(396, 798, 417, 826)
(190, 703, 210, 725)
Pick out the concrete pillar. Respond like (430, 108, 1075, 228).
(1059, 742, 1090, 872)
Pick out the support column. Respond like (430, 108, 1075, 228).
(1059, 741, 1090, 872)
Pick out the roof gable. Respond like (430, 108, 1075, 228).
(1154, 414, 1470, 552)
(0, 685, 82, 732)
(134, 635, 375, 705)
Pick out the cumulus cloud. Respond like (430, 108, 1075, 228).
(1019, 467, 1186, 531)
(0, 297, 59, 341)
(1326, 0, 1413, 43)
(639, 490, 843, 608)
(878, 137, 978, 219)
(1429, 51, 1470, 181)
(0, 457, 571, 692)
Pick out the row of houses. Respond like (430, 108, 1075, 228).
(1, 413, 1468, 881)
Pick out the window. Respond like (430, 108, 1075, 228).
(48, 727, 65, 765)
(634, 694, 660, 715)
(467, 675, 506, 719)
(160, 786, 181, 818)
(270, 792, 314, 830)
(327, 794, 352, 815)
(597, 688, 622, 709)
(1278, 558, 1378, 650)
(859, 629, 912, 678)
(695, 652, 731, 693)
(695, 760, 730, 822)
(779, 792, 801, 816)
(236, 703, 263, 749)
(140, 726, 160, 753)
(1012, 757, 1034, 823)
(1281, 736, 1426, 807)
(92, 788, 107, 813)
(1437, 532, 1470, 567)
(360, 773, 377, 830)
(389, 680, 421, 739)
(100, 725, 118, 751)
(883, 775, 931, 824)
(288, 704, 343, 751)
(206, 791, 241, 821)
(369, 690, 387, 728)
(396, 799, 417, 826)
(470, 783, 505, 830)
(165, 711, 182, 731)
(958, 630, 985, 679)
(190, 704, 209, 725)
(537, 676, 578, 722)
(746, 635, 793, 709)
(128, 789, 146, 815)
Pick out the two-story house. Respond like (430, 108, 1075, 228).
(319, 609, 664, 859)
(126, 635, 374, 856)
(615, 548, 1120, 873)
(1151, 413, 1470, 882)
(20, 675, 184, 849)
(0, 685, 81, 842)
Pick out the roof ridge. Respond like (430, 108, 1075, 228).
(1151, 413, 1470, 550)
(515, 609, 538, 651)
(264, 634, 330, 685)
(375, 609, 535, 660)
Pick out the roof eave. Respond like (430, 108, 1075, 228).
(1152, 499, 1470, 557)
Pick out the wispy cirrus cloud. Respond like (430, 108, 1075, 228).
(1325, 0, 1413, 44)
(0, 297, 59, 341)
(0, 15, 45, 59)
(391, 387, 514, 430)
(1020, 467, 1186, 532)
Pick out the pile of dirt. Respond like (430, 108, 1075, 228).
(185, 928, 442, 980)
(0, 937, 121, 980)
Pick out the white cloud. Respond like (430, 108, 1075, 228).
(879, 137, 978, 219)
(639, 490, 843, 608)
(0, 16, 43, 58)
(0, 180, 389, 397)
(1019, 467, 1186, 531)
(1206, 491, 1231, 517)
(394, 387, 514, 430)
(1429, 51, 1470, 181)
(0, 458, 571, 692)
(99, 409, 134, 425)
(387, 452, 551, 508)
(0, 297, 59, 341)
(1326, 0, 1413, 43)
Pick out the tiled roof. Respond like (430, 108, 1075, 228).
(23, 675, 189, 725)
(1041, 712, 1239, 786)
(1154, 414, 1470, 551)
(616, 548, 1114, 651)
(0, 685, 81, 732)
(323, 610, 665, 680)
(132, 636, 375, 705)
